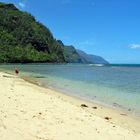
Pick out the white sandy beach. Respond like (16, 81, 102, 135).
(0, 72, 140, 140)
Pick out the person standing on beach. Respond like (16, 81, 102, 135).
(15, 68, 19, 75)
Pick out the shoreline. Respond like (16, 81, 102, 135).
(0, 71, 140, 139)
(1, 64, 140, 118)
(23, 77, 140, 132)
(22, 74, 140, 119)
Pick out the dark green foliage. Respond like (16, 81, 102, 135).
(63, 45, 82, 63)
(57, 40, 82, 63)
(0, 2, 65, 63)
(0, 2, 108, 64)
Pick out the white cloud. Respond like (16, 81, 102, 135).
(18, 2, 25, 8)
(129, 44, 140, 49)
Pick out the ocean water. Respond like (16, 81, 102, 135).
(0, 64, 140, 116)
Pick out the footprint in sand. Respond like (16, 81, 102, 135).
(33, 112, 45, 120)
(92, 106, 97, 109)
(20, 110, 27, 114)
(0, 120, 7, 129)
(120, 113, 127, 116)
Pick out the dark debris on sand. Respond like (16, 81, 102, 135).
(104, 117, 112, 120)
(81, 104, 88, 108)
(92, 106, 97, 109)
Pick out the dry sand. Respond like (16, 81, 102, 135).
(0, 72, 140, 140)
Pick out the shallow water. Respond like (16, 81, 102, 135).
(0, 63, 140, 116)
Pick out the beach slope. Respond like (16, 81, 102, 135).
(0, 72, 140, 140)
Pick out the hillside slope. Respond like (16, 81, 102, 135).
(77, 50, 109, 64)
(0, 2, 109, 64)
(57, 40, 82, 63)
(0, 2, 65, 63)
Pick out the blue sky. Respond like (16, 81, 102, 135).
(1, 0, 140, 63)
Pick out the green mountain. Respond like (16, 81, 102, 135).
(0, 2, 109, 64)
(57, 40, 82, 63)
(0, 2, 65, 63)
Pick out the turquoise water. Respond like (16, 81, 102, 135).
(0, 64, 140, 116)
